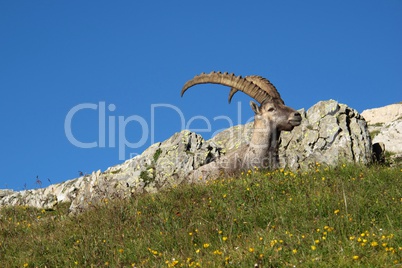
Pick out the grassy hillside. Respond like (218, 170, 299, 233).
(1, 164, 401, 267)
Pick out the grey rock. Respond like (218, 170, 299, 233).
(67, 130, 223, 214)
(0, 100, 373, 213)
(370, 120, 402, 154)
(361, 103, 402, 125)
(362, 103, 402, 165)
(212, 100, 372, 169)
(0, 189, 14, 198)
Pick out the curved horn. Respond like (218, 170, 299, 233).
(181, 71, 272, 104)
(229, 75, 284, 104)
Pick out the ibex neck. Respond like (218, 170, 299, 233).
(245, 122, 281, 169)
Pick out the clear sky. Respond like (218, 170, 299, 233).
(1, 1, 401, 190)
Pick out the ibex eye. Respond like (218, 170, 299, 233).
(268, 107, 275, 112)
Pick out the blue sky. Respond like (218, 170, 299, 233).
(1, 1, 401, 190)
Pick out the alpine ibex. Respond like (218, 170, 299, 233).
(181, 71, 302, 182)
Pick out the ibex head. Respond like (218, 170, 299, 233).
(181, 72, 302, 132)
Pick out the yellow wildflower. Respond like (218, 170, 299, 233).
(213, 250, 223, 255)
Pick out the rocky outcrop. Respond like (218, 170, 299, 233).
(369, 121, 402, 154)
(0, 100, 373, 213)
(67, 131, 223, 213)
(0, 131, 223, 214)
(362, 103, 402, 164)
(212, 100, 372, 169)
(361, 103, 402, 125)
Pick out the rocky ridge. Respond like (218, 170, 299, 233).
(361, 102, 402, 163)
(0, 100, 383, 214)
(361, 103, 402, 125)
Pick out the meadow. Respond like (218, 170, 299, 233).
(0, 163, 401, 267)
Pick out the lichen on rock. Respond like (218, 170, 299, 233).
(0, 100, 376, 214)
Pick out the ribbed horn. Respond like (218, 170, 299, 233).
(229, 75, 284, 104)
(181, 71, 272, 104)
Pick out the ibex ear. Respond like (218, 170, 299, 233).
(250, 101, 261, 115)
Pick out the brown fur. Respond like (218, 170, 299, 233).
(181, 72, 302, 182)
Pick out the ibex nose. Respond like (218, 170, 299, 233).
(289, 111, 302, 127)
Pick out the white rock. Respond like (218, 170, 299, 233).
(361, 103, 402, 125)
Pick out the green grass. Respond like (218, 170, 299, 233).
(369, 129, 381, 140)
(1, 164, 401, 267)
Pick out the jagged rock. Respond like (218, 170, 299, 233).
(0, 176, 97, 210)
(368, 120, 402, 166)
(282, 100, 372, 168)
(0, 100, 373, 213)
(212, 100, 372, 169)
(362, 102, 402, 154)
(68, 131, 223, 214)
(370, 121, 402, 154)
(362, 103, 402, 165)
(0, 130, 222, 214)
(361, 103, 402, 125)
(0, 189, 58, 210)
(0, 189, 14, 198)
